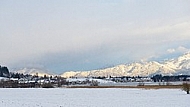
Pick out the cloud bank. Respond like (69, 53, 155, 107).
(1, 0, 190, 73)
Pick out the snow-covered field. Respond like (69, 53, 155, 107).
(0, 88, 189, 107)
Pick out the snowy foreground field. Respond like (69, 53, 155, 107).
(0, 88, 189, 107)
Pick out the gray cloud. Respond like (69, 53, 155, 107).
(1, 0, 190, 73)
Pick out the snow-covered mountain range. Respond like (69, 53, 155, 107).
(12, 53, 190, 78)
(12, 68, 54, 77)
(61, 53, 190, 78)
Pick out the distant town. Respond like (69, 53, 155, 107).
(1, 65, 190, 88)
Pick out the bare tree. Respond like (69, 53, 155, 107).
(182, 82, 190, 94)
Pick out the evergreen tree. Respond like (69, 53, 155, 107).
(0, 65, 10, 77)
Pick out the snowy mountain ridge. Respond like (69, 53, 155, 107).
(61, 53, 190, 78)
(12, 53, 190, 78)
(12, 68, 54, 77)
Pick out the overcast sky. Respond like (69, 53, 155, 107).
(1, 0, 190, 73)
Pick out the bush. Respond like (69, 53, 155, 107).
(41, 83, 54, 88)
(90, 80, 99, 86)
